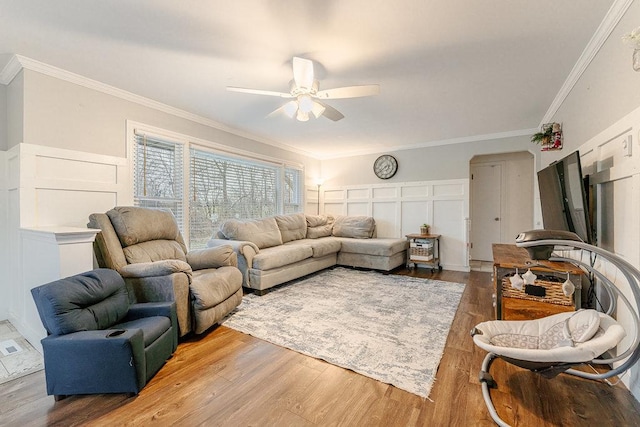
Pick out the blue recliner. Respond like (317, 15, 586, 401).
(31, 268, 178, 400)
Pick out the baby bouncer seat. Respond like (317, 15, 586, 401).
(471, 230, 640, 427)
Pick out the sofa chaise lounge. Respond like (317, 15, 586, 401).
(207, 213, 408, 294)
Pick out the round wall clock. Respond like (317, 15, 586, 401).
(373, 154, 398, 179)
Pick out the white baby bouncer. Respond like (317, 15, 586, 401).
(471, 230, 640, 427)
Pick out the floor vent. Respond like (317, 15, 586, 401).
(0, 339, 24, 356)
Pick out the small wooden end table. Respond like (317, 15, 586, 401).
(406, 233, 442, 272)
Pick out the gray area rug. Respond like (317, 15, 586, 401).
(223, 267, 465, 398)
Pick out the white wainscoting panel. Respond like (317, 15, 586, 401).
(372, 202, 397, 238)
(2, 143, 130, 350)
(346, 202, 369, 216)
(571, 104, 640, 400)
(19, 227, 99, 352)
(0, 151, 7, 320)
(322, 179, 469, 271)
(18, 143, 130, 227)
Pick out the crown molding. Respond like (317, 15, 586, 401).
(539, 0, 634, 127)
(317, 128, 538, 160)
(0, 54, 23, 84)
(1, 54, 318, 159)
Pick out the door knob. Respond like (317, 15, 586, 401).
(494, 217, 500, 221)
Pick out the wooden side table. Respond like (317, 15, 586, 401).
(406, 234, 442, 272)
(492, 243, 583, 320)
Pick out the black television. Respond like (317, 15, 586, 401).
(538, 150, 593, 244)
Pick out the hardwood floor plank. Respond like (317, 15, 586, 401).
(2, 268, 640, 426)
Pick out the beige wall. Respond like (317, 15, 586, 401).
(0, 83, 7, 151)
(6, 70, 23, 149)
(320, 134, 533, 187)
(17, 69, 319, 178)
(544, 0, 640, 166)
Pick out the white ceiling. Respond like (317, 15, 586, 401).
(0, 1, 617, 159)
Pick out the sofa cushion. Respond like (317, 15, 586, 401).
(114, 316, 171, 347)
(275, 213, 307, 243)
(286, 238, 342, 258)
(337, 237, 408, 256)
(123, 240, 188, 264)
(220, 217, 283, 249)
(332, 215, 375, 239)
(252, 244, 313, 270)
(107, 206, 182, 248)
(306, 214, 335, 239)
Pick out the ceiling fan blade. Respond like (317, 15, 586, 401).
(266, 100, 298, 118)
(317, 102, 344, 121)
(315, 84, 380, 99)
(227, 86, 293, 98)
(292, 57, 314, 90)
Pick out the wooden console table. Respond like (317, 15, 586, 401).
(492, 243, 583, 320)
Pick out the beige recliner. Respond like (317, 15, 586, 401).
(88, 206, 243, 336)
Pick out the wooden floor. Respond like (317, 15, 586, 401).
(3, 268, 640, 426)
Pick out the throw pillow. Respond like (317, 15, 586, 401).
(332, 215, 375, 239)
(220, 217, 283, 249)
(306, 214, 335, 239)
(275, 213, 307, 243)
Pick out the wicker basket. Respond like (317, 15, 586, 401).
(501, 275, 573, 307)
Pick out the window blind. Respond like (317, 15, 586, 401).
(189, 147, 279, 248)
(133, 132, 184, 229)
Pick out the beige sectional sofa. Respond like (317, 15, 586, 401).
(207, 213, 408, 294)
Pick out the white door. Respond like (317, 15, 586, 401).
(471, 163, 502, 261)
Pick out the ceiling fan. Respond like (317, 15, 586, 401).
(227, 57, 379, 122)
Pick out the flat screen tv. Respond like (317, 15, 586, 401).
(538, 150, 593, 244)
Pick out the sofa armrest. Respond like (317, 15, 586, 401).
(119, 260, 193, 279)
(127, 301, 176, 319)
(126, 302, 178, 351)
(207, 239, 258, 286)
(41, 329, 146, 394)
(187, 245, 238, 270)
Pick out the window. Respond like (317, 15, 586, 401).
(189, 147, 281, 248)
(284, 167, 303, 214)
(133, 132, 184, 229)
(131, 124, 305, 250)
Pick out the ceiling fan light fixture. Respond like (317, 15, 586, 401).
(283, 100, 298, 118)
(296, 110, 309, 122)
(298, 94, 314, 113)
(311, 101, 326, 118)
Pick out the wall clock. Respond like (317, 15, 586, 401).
(373, 154, 398, 179)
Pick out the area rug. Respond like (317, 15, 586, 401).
(223, 267, 465, 398)
(0, 320, 44, 385)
